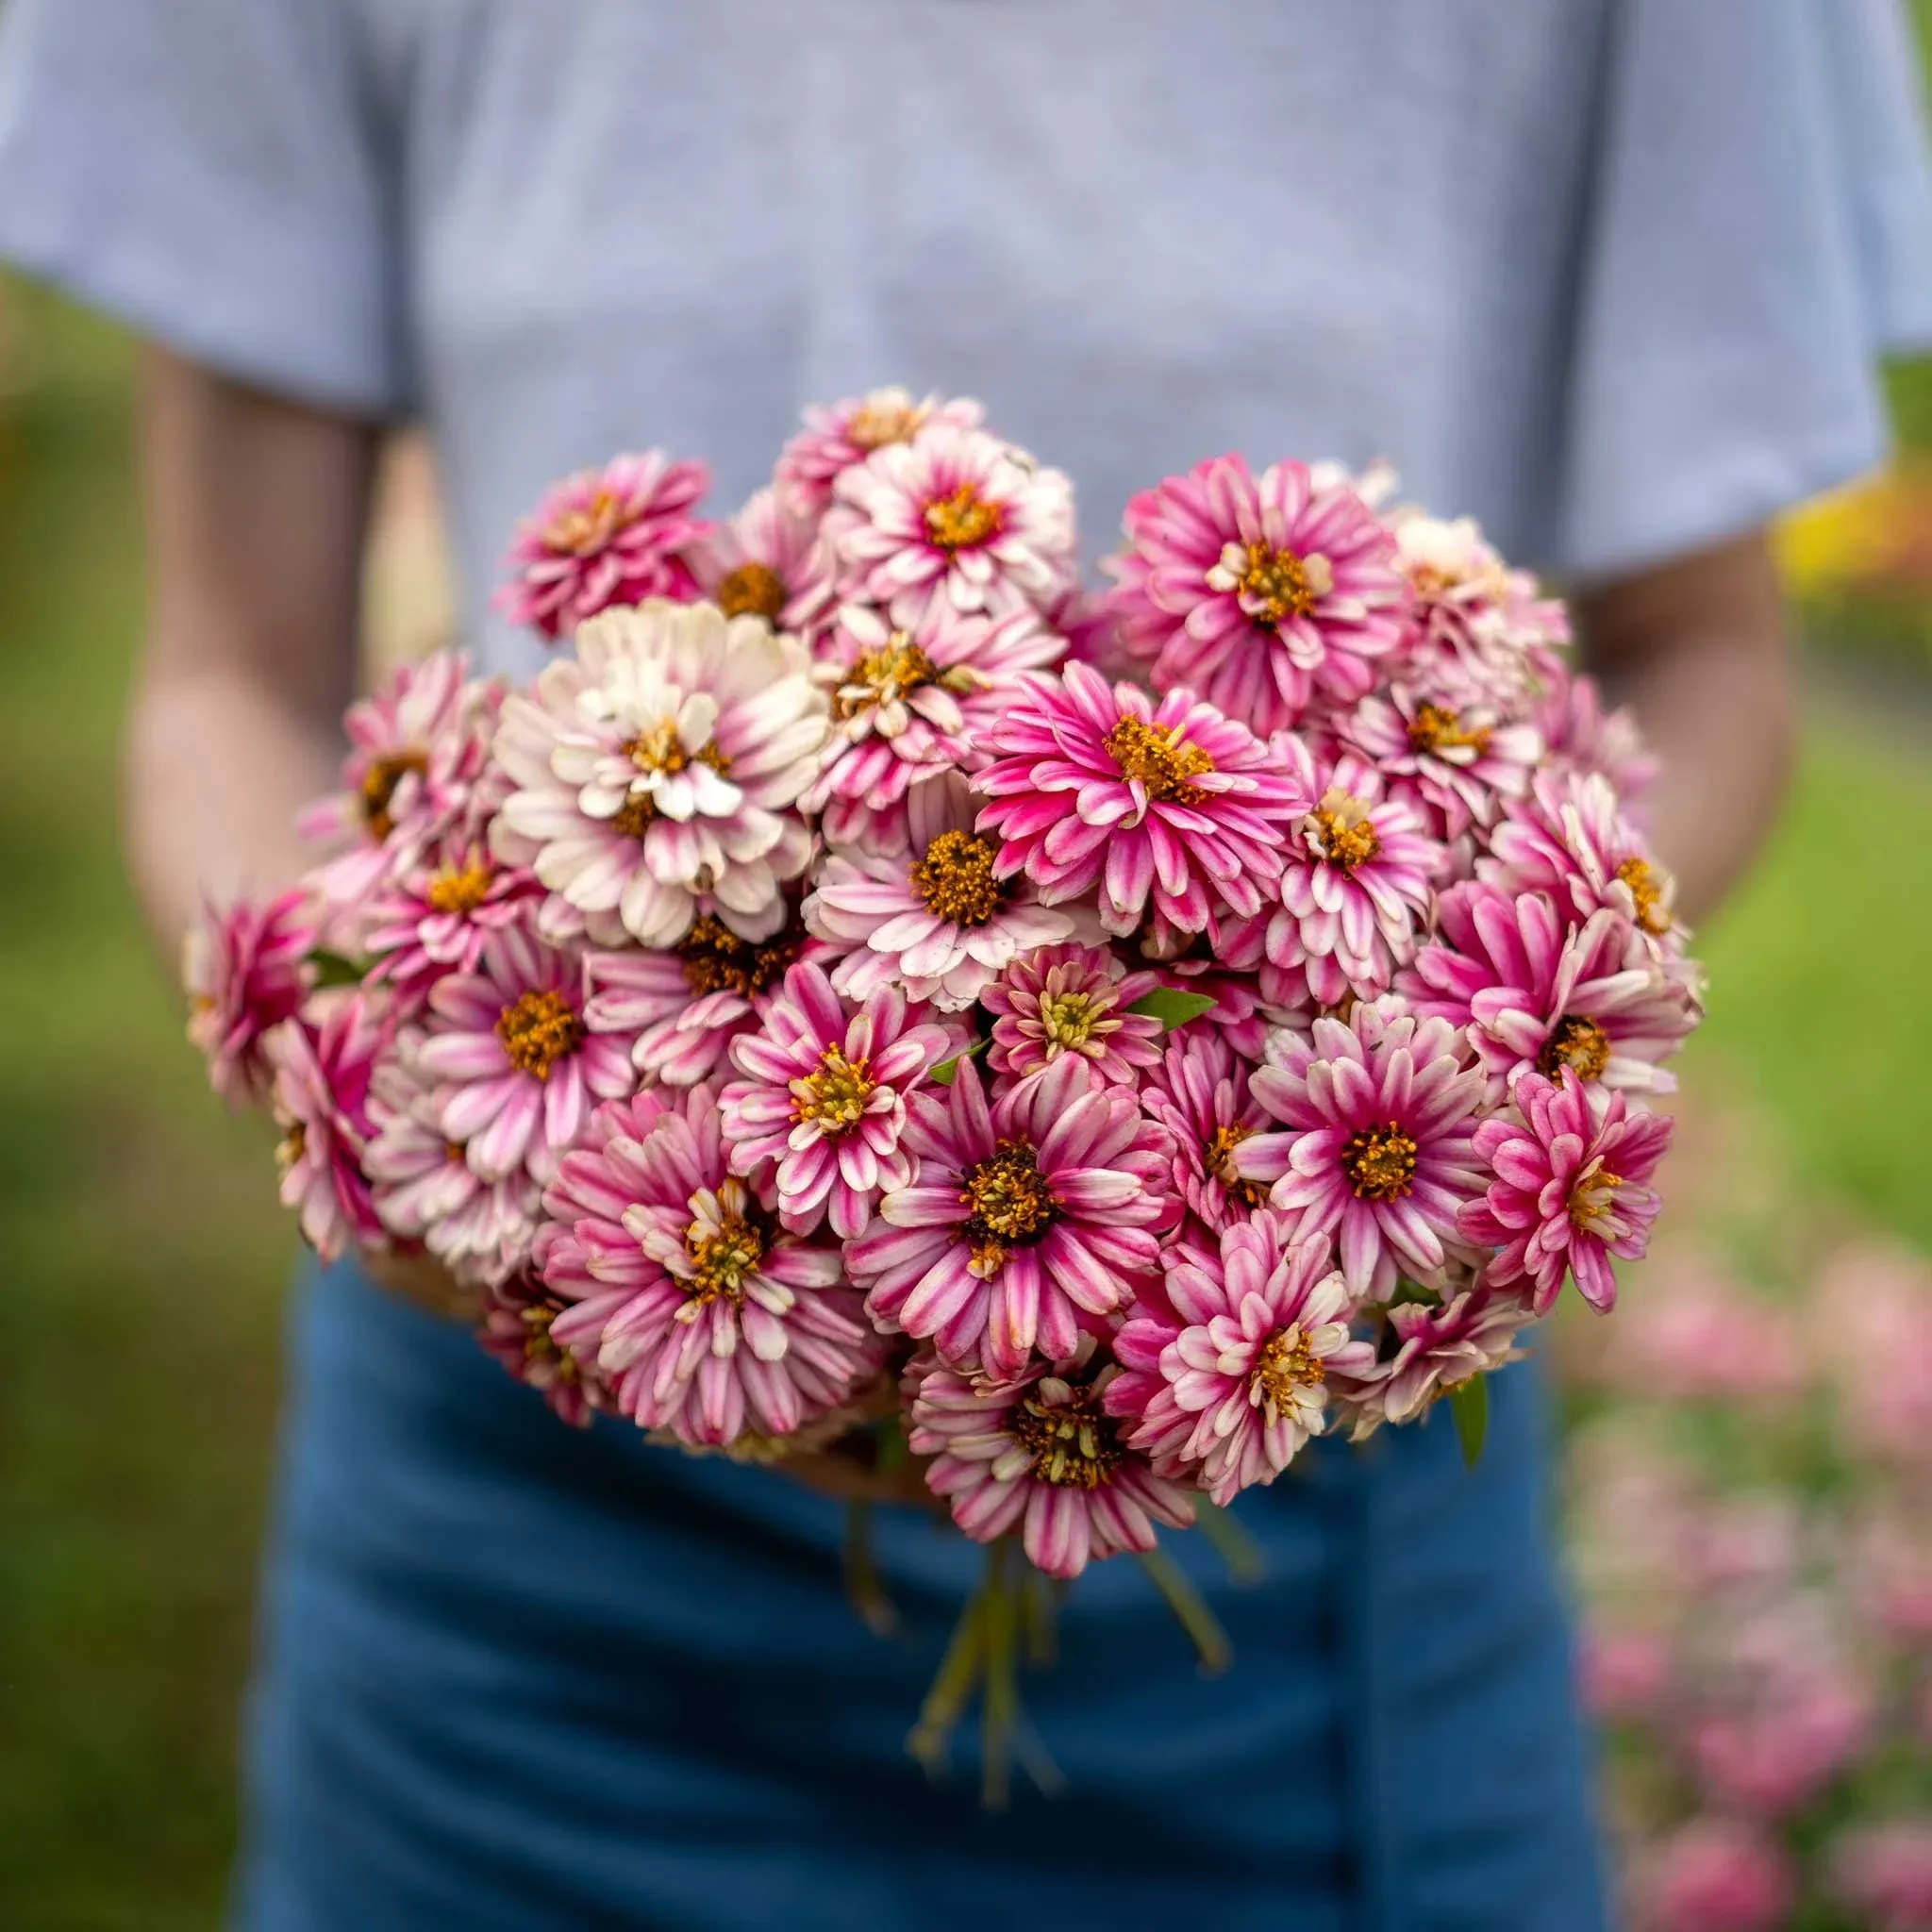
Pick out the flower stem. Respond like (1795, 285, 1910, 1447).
(841, 1498, 898, 1639)
(1137, 1544, 1234, 1675)
(1192, 1498, 1267, 1587)
(979, 1542, 1020, 1809)
(1021, 1568, 1061, 1669)
(907, 1569, 990, 1777)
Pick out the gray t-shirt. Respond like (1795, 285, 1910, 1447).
(2, 0, 1929, 679)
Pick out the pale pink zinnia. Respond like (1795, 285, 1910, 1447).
(719, 962, 952, 1239)
(1137, 1033, 1276, 1238)
(1238, 1005, 1487, 1302)
(680, 483, 833, 637)
(800, 599, 1066, 853)
(774, 386, 984, 515)
(1105, 453, 1411, 732)
(1108, 1214, 1373, 1504)
(1264, 751, 1442, 1006)
(825, 423, 1076, 628)
(582, 905, 829, 1089)
(491, 600, 828, 947)
(974, 662, 1309, 938)
(846, 1055, 1169, 1378)
(1329, 1281, 1535, 1436)
(265, 990, 388, 1262)
(805, 773, 1075, 1009)
(980, 942, 1163, 1087)
(1336, 683, 1543, 841)
(541, 1086, 880, 1449)
(413, 927, 637, 1186)
(184, 888, 316, 1103)
(1402, 885, 1700, 1102)
(907, 1338, 1194, 1579)
(1458, 1069, 1674, 1314)
(497, 450, 711, 641)
(362, 825, 542, 1012)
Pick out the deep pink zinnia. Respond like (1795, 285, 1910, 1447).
(362, 823, 542, 1013)
(974, 661, 1309, 938)
(1335, 683, 1543, 841)
(1402, 884, 1701, 1103)
(412, 927, 638, 1186)
(1264, 750, 1443, 1007)
(1105, 453, 1411, 732)
(1238, 1004, 1488, 1302)
(1329, 1281, 1535, 1437)
(1458, 1069, 1674, 1314)
(476, 1269, 609, 1428)
(497, 451, 711, 641)
(184, 888, 317, 1104)
(265, 990, 388, 1262)
(774, 387, 984, 515)
(845, 1055, 1170, 1378)
(907, 1338, 1194, 1579)
(1137, 1033, 1276, 1238)
(719, 962, 952, 1239)
(679, 483, 834, 638)
(1108, 1214, 1373, 1505)
(800, 598, 1066, 855)
(540, 1086, 881, 1449)
(1641, 1820, 1796, 1932)
(981, 942, 1163, 1087)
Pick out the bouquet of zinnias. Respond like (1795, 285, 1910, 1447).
(188, 389, 1703, 1790)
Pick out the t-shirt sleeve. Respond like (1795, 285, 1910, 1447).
(0, 0, 409, 420)
(1552, 0, 1932, 580)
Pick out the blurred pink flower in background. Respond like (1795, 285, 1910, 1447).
(1587, 1247, 1804, 1403)
(1640, 1819, 1794, 1932)
(1830, 1822, 1932, 1931)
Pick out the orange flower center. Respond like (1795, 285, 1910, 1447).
(716, 561, 788, 623)
(1105, 714, 1216, 804)
(1538, 1014, 1611, 1084)
(791, 1043, 875, 1135)
(909, 828, 1005, 926)
(544, 487, 626, 557)
(1233, 541, 1326, 625)
(1615, 856, 1672, 938)
(495, 988, 585, 1080)
(1306, 791, 1382, 873)
(1250, 1327, 1324, 1414)
(1568, 1162, 1624, 1230)
(923, 482, 1004, 553)
(1407, 703, 1492, 758)
(1206, 1122, 1270, 1207)
(1007, 1384, 1124, 1490)
(677, 911, 804, 1000)
(846, 399, 925, 450)
(1342, 1122, 1418, 1201)
(683, 1180, 768, 1307)
(959, 1140, 1058, 1274)
(359, 750, 428, 841)
(425, 858, 493, 915)
(834, 634, 943, 719)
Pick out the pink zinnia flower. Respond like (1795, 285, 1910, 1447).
(265, 990, 388, 1262)
(1580, 1624, 1674, 1723)
(582, 905, 830, 1089)
(1137, 1033, 1276, 1237)
(1402, 885, 1700, 1102)
(1830, 1823, 1932, 1931)
(1106, 453, 1411, 732)
(362, 826, 542, 1012)
(1335, 683, 1542, 841)
(1330, 1282, 1534, 1436)
(805, 773, 1075, 1009)
(974, 662, 1309, 938)
(801, 599, 1066, 854)
(541, 1086, 880, 1448)
(720, 962, 952, 1239)
(981, 942, 1163, 1087)
(1108, 1214, 1373, 1503)
(1458, 1069, 1674, 1313)
(1264, 751, 1442, 1006)
(1238, 1005, 1487, 1302)
(363, 1051, 541, 1285)
(1483, 770, 1684, 954)
(825, 423, 1076, 627)
(476, 1269, 609, 1428)
(497, 451, 711, 641)
(1641, 1820, 1795, 1932)
(680, 483, 833, 636)
(774, 387, 984, 515)
(1148, 947, 1288, 1061)
(846, 1056, 1170, 1378)
(1538, 671, 1659, 808)
(413, 928, 637, 1186)
(184, 888, 316, 1103)
(297, 651, 499, 909)
(907, 1338, 1194, 1579)
(491, 600, 828, 947)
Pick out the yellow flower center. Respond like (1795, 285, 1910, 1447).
(1233, 541, 1325, 625)
(1007, 1384, 1124, 1490)
(1342, 1122, 1419, 1201)
(359, 750, 428, 841)
(1306, 791, 1383, 874)
(834, 633, 945, 719)
(960, 1141, 1058, 1272)
(715, 561, 789, 623)
(791, 1042, 876, 1135)
(275, 1121, 307, 1174)
(1406, 703, 1492, 758)
(1104, 714, 1217, 804)
(1206, 1122, 1271, 1208)
(1537, 1014, 1612, 1084)
(677, 911, 804, 1000)
(1615, 856, 1673, 938)
(518, 1299, 578, 1382)
(923, 482, 1004, 553)
(1038, 990, 1102, 1052)
(544, 487, 626, 557)
(611, 724, 733, 837)
(1250, 1326, 1324, 1416)
(1568, 1162, 1624, 1231)
(425, 857, 493, 915)
(495, 987, 586, 1081)
(846, 399, 925, 450)
(684, 1182, 768, 1307)
(909, 828, 1005, 927)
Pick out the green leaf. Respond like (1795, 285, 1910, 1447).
(929, 1039, 989, 1086)
(1450, 1376, 1489, 1470)
(308, 947, 368, 990)
(1125, 987, 1220, 1032)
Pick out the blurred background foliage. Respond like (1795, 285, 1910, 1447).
(5, 51, 1932, 1922)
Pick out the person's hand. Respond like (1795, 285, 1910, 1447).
(360, 1246, 479, 1321)
(777, 1438, 942, 1510)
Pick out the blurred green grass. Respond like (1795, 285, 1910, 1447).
(4, 244, 1932, 1925)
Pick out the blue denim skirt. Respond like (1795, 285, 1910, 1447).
(230, 1260, 1606, 1930)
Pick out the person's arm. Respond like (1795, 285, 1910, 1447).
(1573, 528, 1797, 924)
(128, 344, 378, 959)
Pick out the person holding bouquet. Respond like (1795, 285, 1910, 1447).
(1, 2, 1928, 1926)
